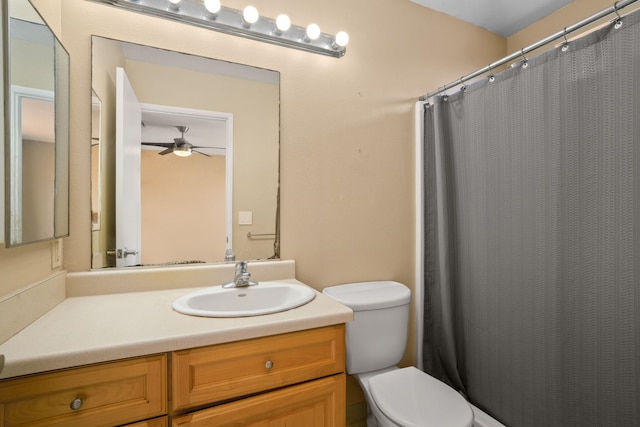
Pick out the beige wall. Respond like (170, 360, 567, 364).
(80, 0, 501, 369)
(140, 151, 226, 264)
(2, 0, 506, 356)
(22, 140, 55, 242)
(4, 0, 625, 355)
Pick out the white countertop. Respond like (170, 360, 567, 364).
(0, 279, 352, 379)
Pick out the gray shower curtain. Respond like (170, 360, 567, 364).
(422, 9, 640, 427)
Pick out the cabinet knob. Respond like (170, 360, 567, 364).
(265, 360, 274, 369)
(70, 397, 83, 410)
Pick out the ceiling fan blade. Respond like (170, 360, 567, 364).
(142, 142, 174, 148)
(190, 145, 217, 149)
(158, 147, 174, 155)
(192, 150, 211, 157)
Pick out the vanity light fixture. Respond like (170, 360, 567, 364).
(242, 5, 259, 27)
(305, 23, 321, 41)
(275, 14, 291, 34)
(89, 0, 349, 58)
(333, 31, 350, 49)
(204, 0, 221, 16)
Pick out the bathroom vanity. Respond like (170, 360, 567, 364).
(0, 326, 345, 426)
(0, 267, 352, 426)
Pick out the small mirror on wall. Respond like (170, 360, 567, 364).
(3, 0, 70, 247)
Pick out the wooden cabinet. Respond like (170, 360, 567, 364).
(171, 325, 345, 412)
(172, 374, 345, 427)
(0, 354, 167, 427)
(0, 325, 346, 427)
(125, 416, 169, 427)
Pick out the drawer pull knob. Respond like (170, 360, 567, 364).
(70, 397, 83, 410)
(265, 360, 274, 369)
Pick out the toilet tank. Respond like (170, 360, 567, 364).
(322, 281, 411, 375)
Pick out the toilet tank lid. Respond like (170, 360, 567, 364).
(322, 281, 411, 311)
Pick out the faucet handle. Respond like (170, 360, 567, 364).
(235, 261, 247, 274)
(223, 261, 257, 288)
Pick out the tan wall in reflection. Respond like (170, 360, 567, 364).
(140, 150, 226, 264)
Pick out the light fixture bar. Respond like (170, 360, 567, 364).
(89, 0, 348, 58)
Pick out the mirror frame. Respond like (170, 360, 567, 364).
(2, 0, 70, 247)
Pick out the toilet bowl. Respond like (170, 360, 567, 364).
(323, 281, 473, 427)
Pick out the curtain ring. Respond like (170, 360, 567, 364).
(613, 1, 623, 28)
(561, 27, 570, 52)
(520, 48, 529, 68)
(437, 86, 448, 101)
(487, 64, 495, 83)
(459, 77, 467, 93)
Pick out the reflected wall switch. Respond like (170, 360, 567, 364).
(239, 211, 253, 225)
(51, 239, 62, 269)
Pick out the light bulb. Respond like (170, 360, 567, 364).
(168, 0, 181, 8)
(204, 0, 221, 15)
(275, 14, 291, 33)
(334, 31, 349, 48)
(305, 23, 320, 41)
(243, 6, 259, 26)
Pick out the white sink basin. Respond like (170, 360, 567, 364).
(172, 281, 316, 317)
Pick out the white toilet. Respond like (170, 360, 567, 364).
(323, 281, 474, 427)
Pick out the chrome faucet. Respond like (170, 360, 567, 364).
(223, 261, 258, 288)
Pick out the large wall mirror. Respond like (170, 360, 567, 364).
(91, 37, 280, 269)
(2, 0, 70, 247)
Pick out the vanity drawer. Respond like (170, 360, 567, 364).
(171, 325, 345, 411)
(125, 415, 168, 427)
(171, 374, 346, 427)
(0, 354, 167, 427)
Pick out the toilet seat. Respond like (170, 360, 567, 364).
(368, 366, 474, 427)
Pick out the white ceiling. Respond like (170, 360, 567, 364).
(411, 0, 574, 37)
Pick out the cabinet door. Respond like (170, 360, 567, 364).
(172, 374, 345, 427)
(0, 354, 167, 427)
(171, 325, 345, 411)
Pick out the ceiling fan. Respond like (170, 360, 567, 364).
(141, 125, 210, 157)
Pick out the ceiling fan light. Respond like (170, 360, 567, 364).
(174, 146, 192, 157)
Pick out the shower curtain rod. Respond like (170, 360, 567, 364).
(419, 0, 639, 101)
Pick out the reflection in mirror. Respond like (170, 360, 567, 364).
(91, 93, 102, 231)
(12, 88, 55, 242)
(91, 37, 280, 269)
(3, 0, 70, 246)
